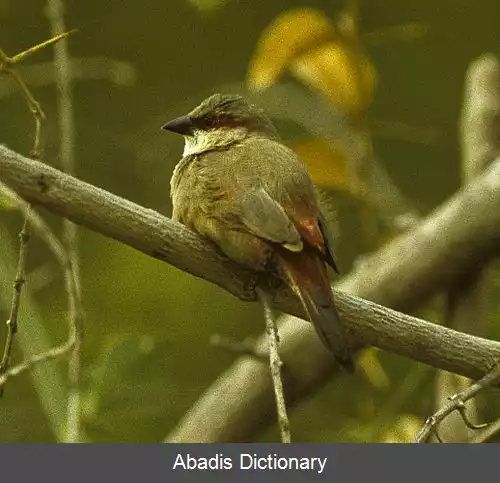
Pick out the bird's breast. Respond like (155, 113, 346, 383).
(171, 154, 230, 229)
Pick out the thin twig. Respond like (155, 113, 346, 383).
(0, 31, 75, 157)
(0, 182, 78, 391)
(0, 47, 45, 157)
(257, 288, 291, 443)
(416, 364, 500, 443)
(0, 339, 75, 389)
(9, 31, 76, 65)
(0, 216, 30, 397)
(46, 0, 83, 444)
(470, 417, 500, 443)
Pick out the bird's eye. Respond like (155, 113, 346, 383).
(192, 116, 216, 129)
(197, 114, 239, 129)
(204, 116, 219, 128)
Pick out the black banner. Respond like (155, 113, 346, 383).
(0, 444, 498, 482)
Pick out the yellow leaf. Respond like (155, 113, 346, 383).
(292, 138, 358, 194)
(248, 8, 335, 91)
(248, 6, 377, 115)
(291, 41, 376, 114)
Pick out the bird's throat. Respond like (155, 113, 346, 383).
(182, 127, 248, 156)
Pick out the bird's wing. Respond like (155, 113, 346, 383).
(240, 187, 303, 252)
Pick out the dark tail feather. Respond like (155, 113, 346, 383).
(278, 250, 354, 372)
(296, 286, 354, 373)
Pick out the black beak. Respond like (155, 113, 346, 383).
(161, 115, 193, 135)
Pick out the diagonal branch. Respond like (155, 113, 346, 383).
(1, 144, 500, 310)
(1, 146, 500, 441)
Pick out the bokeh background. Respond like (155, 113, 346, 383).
(1, 0, 500, 442)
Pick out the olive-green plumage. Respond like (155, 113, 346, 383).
(163, 93, 353, 371)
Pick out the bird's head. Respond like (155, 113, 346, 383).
(162, 93, 279, 156)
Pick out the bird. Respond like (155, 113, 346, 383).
(162, 93, 354, 372)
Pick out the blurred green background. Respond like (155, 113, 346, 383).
(1, 0, 500, 442)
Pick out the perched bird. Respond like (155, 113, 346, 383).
(162, 93, 353, 372)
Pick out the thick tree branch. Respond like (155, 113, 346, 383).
(1, 146, 500, 441)
(1, 144, 500, 310)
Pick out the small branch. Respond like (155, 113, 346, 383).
(5, 217, 30, 336)
(0, 31, 75, 158)
(9, 31, 75, 65)
(416, 364, 500, 443)
(0, 338, 75, 389)
(4, 71, 44, 157)
(470, 417, 500, 443)
(0, 182, 78, 391)
(257, 288, 291, 443)
(46, 0, 83, 444)
(0, 216, 30, 396)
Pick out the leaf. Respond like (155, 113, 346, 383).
(292, 137, 359, 195)
(248, 6, 376, 115)
(248, 8, 335, 91)
(290, 40, 376, 115)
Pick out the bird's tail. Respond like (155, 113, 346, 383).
(276, 248, 354, 372)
